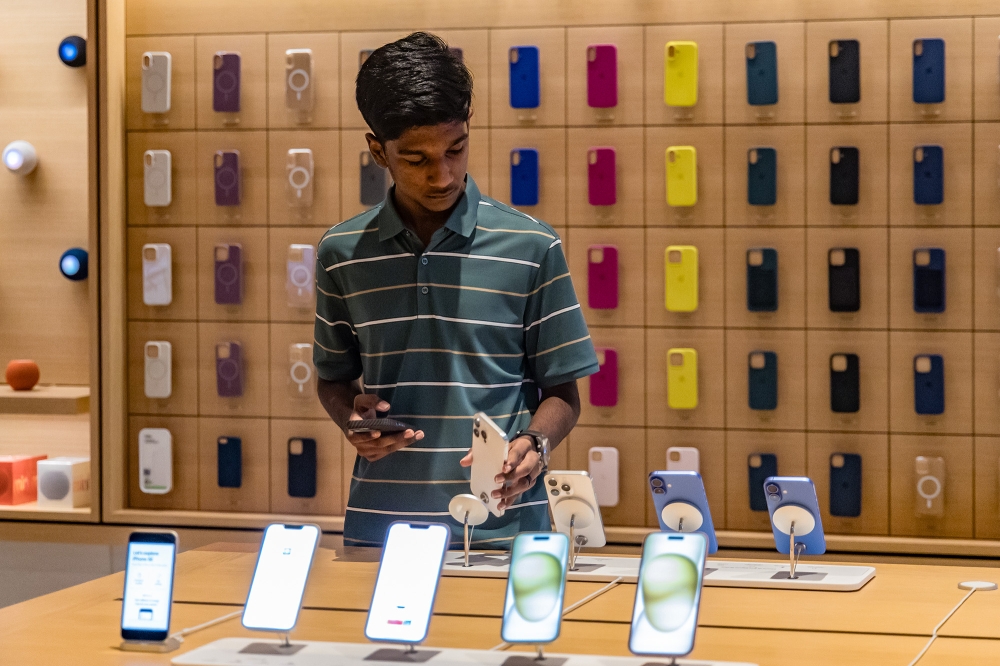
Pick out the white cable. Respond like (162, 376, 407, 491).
(489, 576, 625, 651)
(168, 608, 243, 643)
(906, 589, 977, 666)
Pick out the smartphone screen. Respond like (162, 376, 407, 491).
(628, 532, 707, 657)
(121, 532, 177, 641)
(365, 522, 450, 644)
(241, 524, 321, 632)
(501, 532, 569, 644)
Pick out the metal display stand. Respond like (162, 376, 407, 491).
(448, 494, 490, 568)
(120, 637, 182, 653)
(769, 505, 815, 580)
(171, 639, 757, 666)
(550, 498, 595, 571)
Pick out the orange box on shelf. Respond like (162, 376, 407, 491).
(0, 455, 47, 505)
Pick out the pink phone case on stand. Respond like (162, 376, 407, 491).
(588, 147, 616, 206)
(590, 348, 619, 407)
(588, 244, 619, 309)
(587, 44, 618, 108)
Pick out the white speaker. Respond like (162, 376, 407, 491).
(36, 457, 90, 508)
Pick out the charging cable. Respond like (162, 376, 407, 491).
(167, 608, 243, 644)
(489, 576, 625, 651)
(907, 581, 997, 666)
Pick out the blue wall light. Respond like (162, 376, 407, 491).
(58, 36, 86, 67)
(59, 248, 88, 281)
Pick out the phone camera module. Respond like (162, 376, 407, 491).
(651, 477, 664, 488)
(765, 483, 780, 495)
(550, 489, 559, 496)
(652, 487, 665, 494)
(473, 428, 480, 437)
(560, 484, 571, 493)
(547, 477, 557, 486)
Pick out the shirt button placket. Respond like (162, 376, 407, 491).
(418, 256, 430, 307)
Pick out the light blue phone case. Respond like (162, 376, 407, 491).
(763, 476, 826, 556)
(648, 471, 718, 554)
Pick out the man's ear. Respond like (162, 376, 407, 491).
(364, 133, 389, 169)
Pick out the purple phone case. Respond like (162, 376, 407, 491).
(214, 150, 241, 207)
(587, 44, 618, 108)
(588, 244, 619, 309)
(588, 147, 616, 206)
(590, 348, 619, 407)
(213, 52, 241, 113)
(216, 342, 244, 398)
(214, 244, 243, 305)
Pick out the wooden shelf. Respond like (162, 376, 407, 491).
(0, 385, 90, 415)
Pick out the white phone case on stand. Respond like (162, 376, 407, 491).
(471, 412, 509, 518)
(142, 243, 172, 306)
(138, 428, 173, 494)
(141, 51, 172, 114)
(144, 341, 172, 399)
(588, 446, 619, 507)
(143, 150, 172, 207)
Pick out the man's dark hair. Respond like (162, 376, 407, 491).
(356, 32, 473, 142)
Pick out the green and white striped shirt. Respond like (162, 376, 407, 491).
(314, 176, 599, 547)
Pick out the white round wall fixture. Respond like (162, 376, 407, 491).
(3, 141, 38, 175)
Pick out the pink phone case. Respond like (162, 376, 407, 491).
(587, 44, 618, 108)
(588, 147, 616, 206)
(587, 244, 619, 309)
(590, 348, 619, 407)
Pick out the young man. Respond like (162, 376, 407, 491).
(315, 32, 599, 547)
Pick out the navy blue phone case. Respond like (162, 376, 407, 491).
(828, 247, 860, 313)
(829, 147, 859, 206)
(747, 248, 778, 312)
(913, 248, 946, 313)
(510, 148, 539, 206)
(746, 41, 778, 106)
(748, 147, 777, 206)
(217, 436, 242, 488)
(914, 355, 945, 415)
(912, 38, 945, 104)
(830, 353, 860, 414)
(288, 437, 317, 498)
(748, 453, 778, 512)
(748, 351, 778, 411)
(509, 45, 541, 109)
(829, 39, 860, 104)
(913, 145, 944, 205)
(829, 453, 862, 518)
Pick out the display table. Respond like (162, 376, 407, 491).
(1, 543, 999, 666)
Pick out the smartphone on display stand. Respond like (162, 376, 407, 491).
(544, 470, 606, 549)
(364, 522, 450, 646)
(763, 476, 826, 556)
(121, 531, 178, 643)
(628, 532, 707, 658)
(501, 532, 570, 644)
(471, 412, 509, 517)
(241, 524, 321, 633)
(648, 471, 718, 554)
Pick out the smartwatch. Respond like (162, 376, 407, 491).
(516, 429, 550, 468)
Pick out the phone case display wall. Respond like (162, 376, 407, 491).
(0, 0, 99, 522)
(102, 0, 1000, 550)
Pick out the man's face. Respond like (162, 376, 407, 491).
(367, 119, 470, 213)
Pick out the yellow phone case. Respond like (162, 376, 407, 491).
(667, 348, 698, 410)
(666, 146, 697, 207)
(665, 245, 699, 312)
(664, 41, 698, 107)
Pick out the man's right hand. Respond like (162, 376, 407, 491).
(344, 394, 424, 462)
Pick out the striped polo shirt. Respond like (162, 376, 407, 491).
(314, 175, 599, 548)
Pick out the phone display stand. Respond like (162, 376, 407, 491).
(240, 635, 306, 656)
(120, 636, 182, 653)
(448, 494, 489, 568)
(365, 645, 439, 662)
(171, 639, 757, 666)
(769, 504, 814, 580)
(660, 501, 704, 533)
(550, 497, 595, 571)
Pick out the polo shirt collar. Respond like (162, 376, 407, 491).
(377, 175, 481, 243)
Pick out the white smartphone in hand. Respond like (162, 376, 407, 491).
(471, 412, 509, 518)
(365, 522, 450, 645)
(242, 523, 321, 633)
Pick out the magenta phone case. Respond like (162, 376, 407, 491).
(587, 244, 619, 309)
(587, 44, 618, 108)
(216, 342, 244, 398)
(588, 147, 616, 206)
(214, 244, 243, 305)
(590, 348, 619, 407)
(214, 150, 241, 206)
(212, 52, 241, 113)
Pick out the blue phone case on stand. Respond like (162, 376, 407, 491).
(912, 38, 945, 104)
(764, 476, 826, 556)
(748, 147, 777, 206)
(913, 248, 945, 313)
(746, 41, 778, 106)
(509, 45, 540, 109)
(748, 351, 778, 411)
(914, 355, 945, 415)
(648, 471, 718, 554)
(913, 145, 944, 205)
(510, 148, 539, 206)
